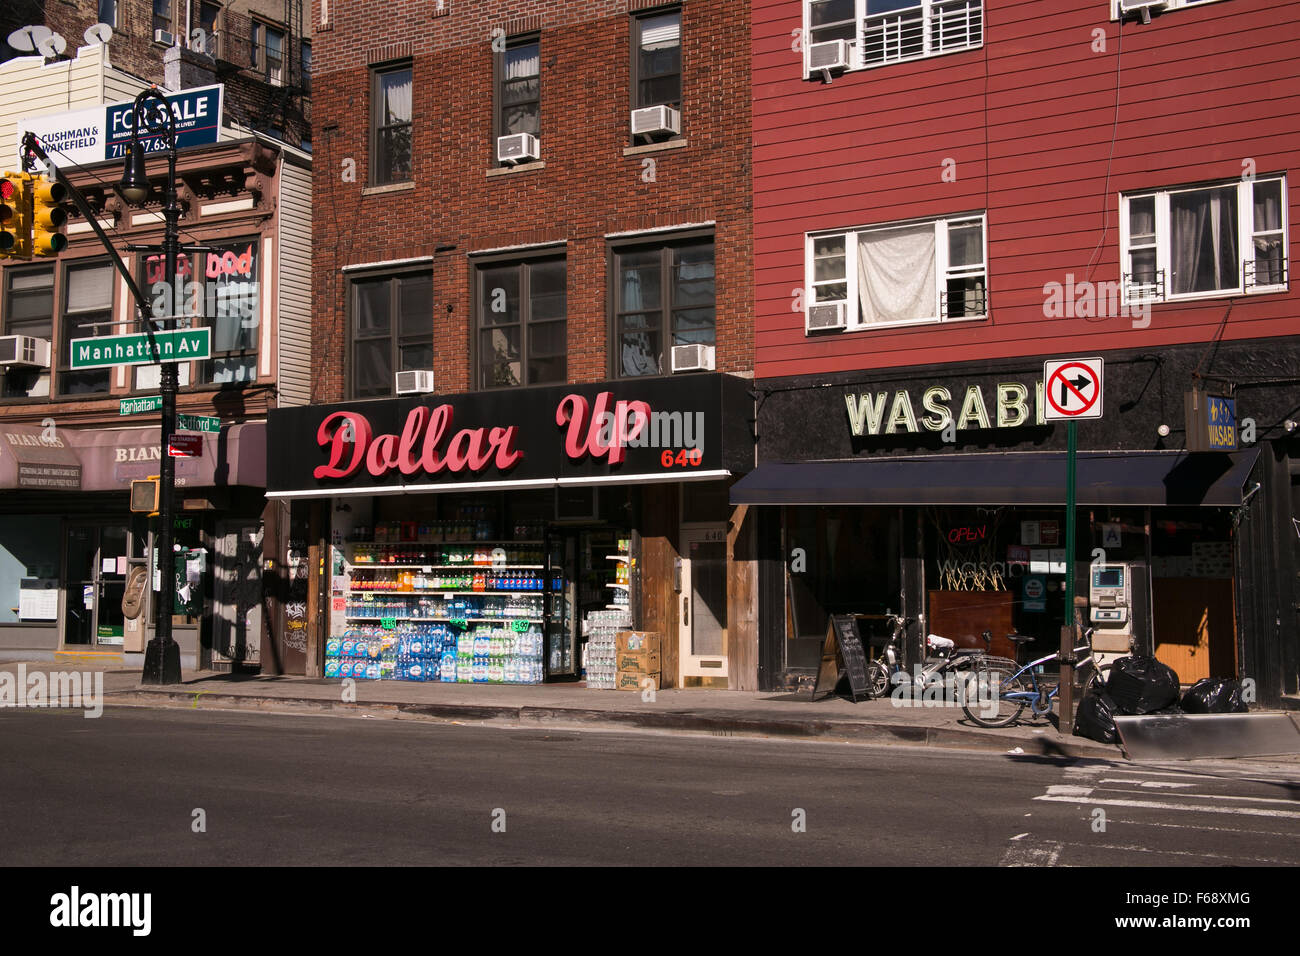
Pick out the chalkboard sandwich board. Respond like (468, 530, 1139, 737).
(810, 614, 871, 703)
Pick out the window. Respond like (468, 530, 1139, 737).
(98, 0, 118, 29)
(370, 64, 413, 185)
(59, 260, 115, 395)
(252, 20, 285, 85)
(633, 9, 681, 110)
(1121, 176, 1287, 301)
(301, 40, 311, 94)
(1, 267, 53, 399)
(496, 38, 540, 150)
(349, 272, 432, 398)
(152, 0, 172, 37)
(613, 237, 715, 377)
(805, 0, 982, 73)
(198, 2, 220, 57)
(806, 214, 986, 331)
(196, 239, 259, 384)
(476, 257, 566, 388)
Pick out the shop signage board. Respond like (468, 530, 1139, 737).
(810, 614, 871, 703)
(70, 329, 211, 370)
(266, 373, 754, 494)
(1185, 390, 1237, 452)
(1043, 358, 1104, 421)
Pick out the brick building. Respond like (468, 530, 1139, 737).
(271, 0, 759, 688)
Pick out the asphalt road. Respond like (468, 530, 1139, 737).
(1, 706, 1297, 866)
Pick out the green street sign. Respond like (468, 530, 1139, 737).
(176, 413, 221, 434)
(120, 395, 163, 415)
(70, 328, 211, 370)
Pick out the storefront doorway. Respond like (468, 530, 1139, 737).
(63, 523, 128, 648)
(678, 525, 728, 686)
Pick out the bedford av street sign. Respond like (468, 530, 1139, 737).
(70, 329, 210, 370)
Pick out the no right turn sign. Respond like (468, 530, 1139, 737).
(1043, 358, 1104, 421)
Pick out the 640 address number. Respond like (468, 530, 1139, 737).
(661, 449, 703, 467)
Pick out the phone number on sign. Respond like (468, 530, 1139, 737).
(661, 449, 703, 467)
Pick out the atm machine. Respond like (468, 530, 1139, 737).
(1088, 562, 1149, 662)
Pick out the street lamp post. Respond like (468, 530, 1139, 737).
(119, 88, 182, 685)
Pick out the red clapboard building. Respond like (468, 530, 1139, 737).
(739, 0, 1299, 704)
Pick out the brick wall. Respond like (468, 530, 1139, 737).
(310, 0, 753, 403)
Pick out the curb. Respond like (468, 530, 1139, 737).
(104, 688, 1121, 759)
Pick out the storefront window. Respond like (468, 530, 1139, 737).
(782, 507, 900, 678)
(0, 515, 61, 624)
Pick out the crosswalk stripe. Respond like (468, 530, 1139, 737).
(1092, 785, 1297, 806)
(1033, 794, 1300, 819)
(1109, 818, 1300, 839)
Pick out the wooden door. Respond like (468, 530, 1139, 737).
(1152, 578, 1236, 684)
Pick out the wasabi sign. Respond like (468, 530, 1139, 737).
(70, 329, 210, 370)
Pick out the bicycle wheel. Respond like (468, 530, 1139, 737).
(1081, 662, 1111, 698)
(962, 663, 1029, 727)
(866, 660, 891, 699)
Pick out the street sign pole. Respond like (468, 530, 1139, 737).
(1061, 419, 1077, 731)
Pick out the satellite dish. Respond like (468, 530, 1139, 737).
(84, 22, 114, 46)
(6, 24, 52, 52)
(37, 32, 67, 58)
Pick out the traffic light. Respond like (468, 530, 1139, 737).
(30, 173, 68, 256)
(130, 477, 161, 514)
(0, 172, 22, 258)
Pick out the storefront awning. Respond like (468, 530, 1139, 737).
(729, 449, 1261, 508)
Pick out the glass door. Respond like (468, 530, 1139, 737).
(63, 524, 128, 648)
(678, 525, 728, 685)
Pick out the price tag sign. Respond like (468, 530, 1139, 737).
(511, 619, 529, 632)
(362, 593, 373, 602)
(449, 618, 468, 630)
(381, 617, 396, 630)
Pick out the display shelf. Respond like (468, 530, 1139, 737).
(605, 555, 630, 562)
(344, 616, 545, 623)
(606, 583, 629, 589)
(350, 589, 549, 596)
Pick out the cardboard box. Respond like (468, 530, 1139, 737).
(617, 649, 661, 674)
(616, 670, 660, 691)
(616, 630, 660, 653)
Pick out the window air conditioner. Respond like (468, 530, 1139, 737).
(630, 105, 680, 138)
(395, 369, 435, 395)
(154, 29, 175, 45)
(670, 343, 715, 373)
(806, 302, 847, 333)
(497, 132, 540, 165)
(808, 39, 851, 73)
(0, 335, 52, 368)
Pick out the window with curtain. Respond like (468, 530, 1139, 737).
(350, 272, 432, 398)
(806, 214, 986, 331)
(804, 0, 982, 74)
(1122, 175, 1288, 300)
(59, 260, 114, 395)
(477, 257, 566, 388)
(497, 38, 540, 148)
(371, 64, 413, 185)
(1, 267, 54, 399)
(614, 238, 715, 377)
(633, 10, 682, 110)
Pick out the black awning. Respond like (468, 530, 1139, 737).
(730, 449, 1260, 507)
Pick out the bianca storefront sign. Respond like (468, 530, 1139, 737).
(266, 374, 754, 495)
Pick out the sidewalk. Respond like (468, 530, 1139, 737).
(2, 660, 1122, 758)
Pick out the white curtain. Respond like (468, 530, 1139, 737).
(505, 45, 539, 79)
(857, 223, 935, 324)
(641, 13, 680, 50)
(383, 71, 412, 124)
(1172, 188, 1237, 295)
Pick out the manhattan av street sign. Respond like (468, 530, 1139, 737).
(70, 328, 210, 370)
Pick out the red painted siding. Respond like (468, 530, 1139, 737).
(753, 0, 1300, 379)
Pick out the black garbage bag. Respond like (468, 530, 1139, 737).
(1075, 692, 1120, 744)
(1105, 655, 1180, 715)
(1180, 677, 1249, 714)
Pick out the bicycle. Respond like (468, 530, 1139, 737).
(959, 627, 1111, 728)
(865, 613, 987, 700)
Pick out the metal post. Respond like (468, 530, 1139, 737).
(1060, 420, 1078, 729)
(139, 93, 182, 685)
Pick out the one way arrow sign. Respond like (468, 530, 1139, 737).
(1043, 358, 1104, 421)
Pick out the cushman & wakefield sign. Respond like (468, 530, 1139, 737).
(266, 375, 754, 495)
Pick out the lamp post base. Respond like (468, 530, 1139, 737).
(142, 637, 182, 685)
